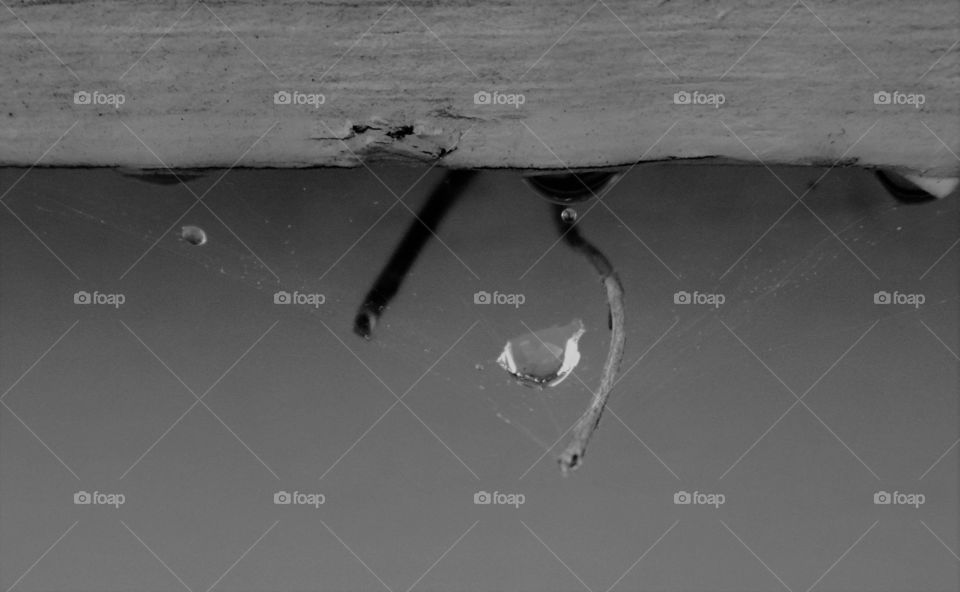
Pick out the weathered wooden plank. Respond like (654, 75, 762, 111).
(1, 0, 957, 174)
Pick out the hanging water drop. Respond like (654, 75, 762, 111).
(497, 319, 586, 387)
(560, 207, 577, 224)
(181, 225, 207, 246)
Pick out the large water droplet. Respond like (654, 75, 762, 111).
(497, 319, 585, 387)
(181, 225, 207, 246)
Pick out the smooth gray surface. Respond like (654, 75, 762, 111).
(1, 165, 957, 591)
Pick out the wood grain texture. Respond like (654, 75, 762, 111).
(1, 0, 958, 174)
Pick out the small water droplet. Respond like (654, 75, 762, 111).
(181, 225, 207, 246)
(560, 207, 578, 223)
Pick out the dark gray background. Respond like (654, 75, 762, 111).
(1, 165, 957, 591)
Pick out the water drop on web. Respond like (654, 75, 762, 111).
(181, 225, 207, 246)
(496, 319, 585, 387)
(560, 207, 577, 224)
